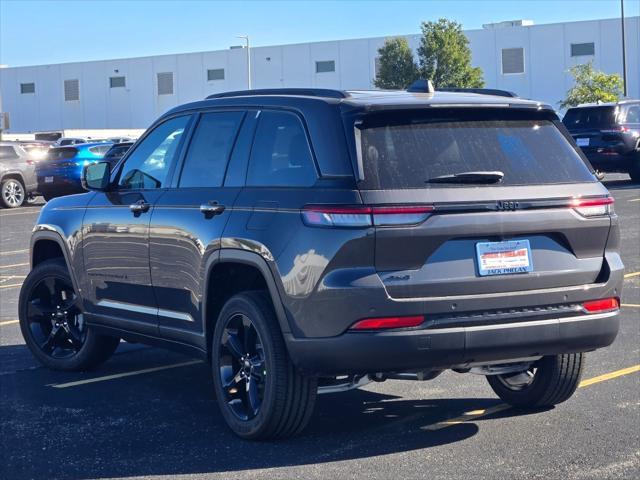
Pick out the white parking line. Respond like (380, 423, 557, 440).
(0, 249, 29, 256)
(48, 360, 203, 388)
(0, 263, 29, 269)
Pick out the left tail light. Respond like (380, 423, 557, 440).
(350, 315, 425, 330)
(571, 196, 614, 217)
(301, 205, 434, 228)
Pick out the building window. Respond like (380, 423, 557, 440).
(157, 72, 174, 95)
(110, 76, 126, 88)
(315, 60, 335, 73)
(64, 79, 80, 101)
(20, 83, 35, 94)
(501, 48, 525, 75)
(207, 68, 225, 81)
(571, 42, 595, 57)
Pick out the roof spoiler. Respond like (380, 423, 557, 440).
(438, 87, 519, 98)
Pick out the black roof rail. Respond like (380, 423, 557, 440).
(406, 79, 435, 94)
(437, 87, 519, 98)
(206, 88, 349, 100)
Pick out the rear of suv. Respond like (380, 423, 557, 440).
(19, 87, 623, 440)
(562, 100, 640, 182)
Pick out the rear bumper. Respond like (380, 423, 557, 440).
(37, 176, 83, 196)
(286, 311, 620, 375)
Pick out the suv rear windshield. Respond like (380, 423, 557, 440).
(562, 106, 617, 129)
(357, 110, 595, 189)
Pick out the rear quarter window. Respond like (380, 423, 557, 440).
(246, 110, 317, 187)
(357, 110, 595, 189)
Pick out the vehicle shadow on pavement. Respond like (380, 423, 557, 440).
(1, 344, 543, 479)
(602, 177, 639, 190)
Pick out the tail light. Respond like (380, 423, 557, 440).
(302, 205, 434, 228)
(350, 315, 424, 330)
(582, 297, 619, 313)
(571, 196, 614, 217)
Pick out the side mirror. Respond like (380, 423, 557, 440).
(82, 161, 111, 191)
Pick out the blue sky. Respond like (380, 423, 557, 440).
(1, 0, 638, 67)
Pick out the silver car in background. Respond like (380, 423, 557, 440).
(0, 142, 38, 208)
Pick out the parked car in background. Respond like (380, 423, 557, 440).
(36, 142, 112, 200)
(103, 142, 134, 165)
(562, 100, 640, 182)
(53, 137, 88, 147)
(0, 142, 38, 208)
(106, 137, 135, 144)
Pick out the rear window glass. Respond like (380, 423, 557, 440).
(47, 147, 77, 161)
(562, 107, 617, 129)
(358, 112, 595, 189)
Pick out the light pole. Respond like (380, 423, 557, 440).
(236, 35, 251, 89)
(621, 0, 627, 96)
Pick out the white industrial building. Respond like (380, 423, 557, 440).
(1, 16, 638, 134)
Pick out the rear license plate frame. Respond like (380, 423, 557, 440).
(476, 239, 533, 277)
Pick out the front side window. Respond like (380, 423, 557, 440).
(179, 111, 244, 188)
(118, 115, 190, 190)
(247, 111, 317, 187)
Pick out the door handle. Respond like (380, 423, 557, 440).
(200, 201, 225, 217)
(129, 200, 150, 214)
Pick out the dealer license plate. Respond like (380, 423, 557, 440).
(476, 240, 533, 276)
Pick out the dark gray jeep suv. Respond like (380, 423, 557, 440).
(19, 87, 624, 439)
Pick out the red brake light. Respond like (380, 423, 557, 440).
(571, 196, 614, 217)
(582, 297, 619, 313)
(302, 205, 434, 228)
(350, 315, 424, 330)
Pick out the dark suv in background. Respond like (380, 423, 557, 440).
(19, 87, 623, 440)
(563, 100, 640, 182)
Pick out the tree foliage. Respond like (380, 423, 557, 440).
(560, 62, 623, 109)
(374, 37, 419, 89)
(417, 18, 484, 88)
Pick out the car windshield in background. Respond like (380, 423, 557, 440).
(358, 115, 595, 189)
(562, 106, 617, 129)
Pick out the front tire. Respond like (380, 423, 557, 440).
(486, 354, 584, 408)
(212, 291, 317, 440)
(19, 259, 120, 371)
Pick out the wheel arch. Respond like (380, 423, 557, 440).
(203, 249, 292, 357)
(30, 229, 81, 294)
(1, 172, 26, 186)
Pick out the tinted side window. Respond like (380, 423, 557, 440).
(118, 115, 190, 190)
(179, 111, 244, 188)
(623, 105, 640, 123)
(247, 111, 317, 187)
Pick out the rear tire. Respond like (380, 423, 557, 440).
(19, 259, 120, 371)
(486, 354, 584, 408)
(629, 162, 640, 183)
(1, 178, 25, 208)
(212, 291, 317, 440)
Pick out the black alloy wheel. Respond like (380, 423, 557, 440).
(218, 312, 267, 420)
(25, 276, 86, 359)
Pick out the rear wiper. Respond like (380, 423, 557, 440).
(426, 171, 504, 184)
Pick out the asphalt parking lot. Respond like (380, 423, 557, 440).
(1, 175, 639, 480)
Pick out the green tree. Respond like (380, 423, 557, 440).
(560, 62, 623, 109)
(374, 37, 419, 89)
(417, 18, 484, 88)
